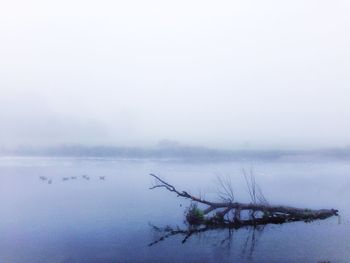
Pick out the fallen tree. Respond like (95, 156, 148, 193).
(149, 173, 338, 227)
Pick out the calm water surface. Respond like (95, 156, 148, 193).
(0, 157, 349, 263)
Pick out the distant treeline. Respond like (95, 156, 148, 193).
(1, 144, 350, 161)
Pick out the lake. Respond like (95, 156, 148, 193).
(0, 157, 349, 262)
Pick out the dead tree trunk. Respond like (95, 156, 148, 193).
(149, 174, 338, 227)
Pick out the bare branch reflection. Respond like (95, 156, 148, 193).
(149, 223, 266, 259)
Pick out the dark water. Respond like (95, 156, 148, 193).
(0, 157, 349, 263)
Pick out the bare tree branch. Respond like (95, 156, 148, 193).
(149, 173, 338, 227)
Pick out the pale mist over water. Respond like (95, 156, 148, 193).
(1, 0, 350, 262)
(0, 157, 349, 263)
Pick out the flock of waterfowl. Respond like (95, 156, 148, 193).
(39, 175, 106, 184)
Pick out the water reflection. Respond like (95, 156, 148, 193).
(0, 158, 348, 262)
(149, 223, 265, 260)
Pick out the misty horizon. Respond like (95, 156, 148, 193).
(1, 1, 350, 262)
(2, 140, 350, 161)
(1, 1, 350, 150)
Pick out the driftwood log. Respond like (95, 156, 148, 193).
(149, 174, 338, 227)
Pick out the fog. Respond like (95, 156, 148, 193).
(1, 0, 350, 150)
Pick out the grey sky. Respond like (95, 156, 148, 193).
(1, 0, 350, 149)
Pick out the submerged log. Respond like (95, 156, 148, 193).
(149, 174, 338, 227)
